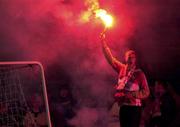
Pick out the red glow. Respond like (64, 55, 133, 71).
(0, 0, 136, 67)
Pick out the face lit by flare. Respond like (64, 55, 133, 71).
(125, 50, 136, 66)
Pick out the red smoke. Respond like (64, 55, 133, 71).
(0, 0, 138, 66)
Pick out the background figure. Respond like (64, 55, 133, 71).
(50, 86, 76, 127)
(167, 83, 180, 127)
(24, 94, 48, 127)
(100, 34, 150, 127)
(145, 81, 176, 127)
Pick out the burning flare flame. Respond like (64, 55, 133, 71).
(94, 9, 114, 28)
(80, 0, 114, 29)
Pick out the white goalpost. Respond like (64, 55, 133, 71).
(0, 62, 51, 127)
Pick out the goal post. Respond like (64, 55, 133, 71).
(0, 61, 51, 127)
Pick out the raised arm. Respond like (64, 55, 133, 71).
(100, 34, 124, 73)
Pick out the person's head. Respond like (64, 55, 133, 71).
(125, 50, 136, 66)
(30, 94, 43, 108)
(154, 81, 167, 97)
(60, 88, 69, 97)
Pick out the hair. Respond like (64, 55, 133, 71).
(125, 50, 136, 57)
(155, 80, 168, 90)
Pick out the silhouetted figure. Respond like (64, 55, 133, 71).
(24, 94, 48, 127)
(146, 81, 176, 127)
(51, 87, 76, 127)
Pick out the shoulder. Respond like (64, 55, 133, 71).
(134, 69, 147, 78)
(120, 63, 126, 68)
(115, 63, 125, 72)
(134, 69, 143, 75)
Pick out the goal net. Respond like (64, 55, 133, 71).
(0, 62, 51, 127)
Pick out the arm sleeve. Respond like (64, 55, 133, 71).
(132, 72, 150, 99)
(101, 40, 124, 73)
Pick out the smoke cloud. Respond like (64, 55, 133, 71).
(0, 0, 180, 126)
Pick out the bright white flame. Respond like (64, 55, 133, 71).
(95, 9, 113, 28)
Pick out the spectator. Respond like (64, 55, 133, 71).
(146, 81, 176, 127)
